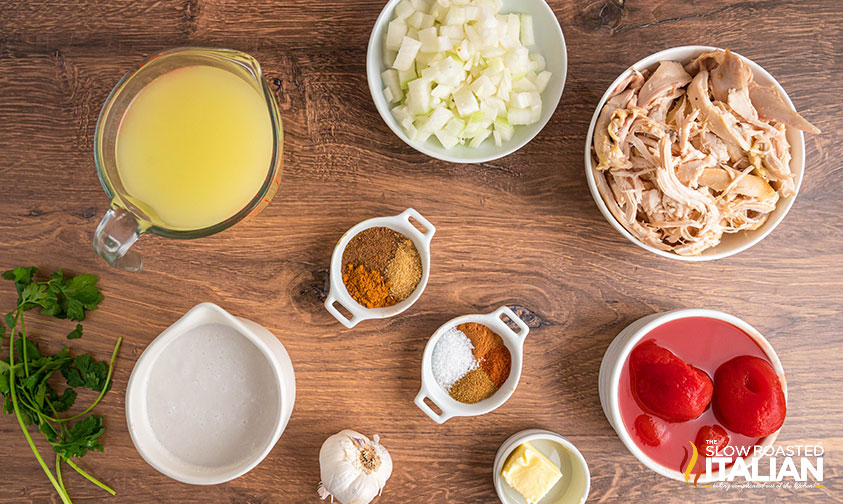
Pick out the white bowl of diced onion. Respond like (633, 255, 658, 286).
(367, 0, 567, 163)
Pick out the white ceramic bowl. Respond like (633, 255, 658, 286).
(598, 309, 787, 483)
(494, 429, 590, 504)
(126, 303, 296, 485)
(366, 0, 567, 163)
(584, 46, 806, 261)
(325, 208, 435, 328)
(414, 306, 529, 423)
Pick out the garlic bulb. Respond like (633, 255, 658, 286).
(318, 430, 392, 504)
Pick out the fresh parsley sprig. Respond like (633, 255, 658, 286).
(0, 267, 122, 504)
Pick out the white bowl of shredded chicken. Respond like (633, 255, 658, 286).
(585, 46, 819, 260)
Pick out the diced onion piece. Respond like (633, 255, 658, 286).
(382, 69, 403, 103)
(392, 105, 412, 127)
(529, 103, 542, 123)
(439, 24, 462, 39)
(536, 70, 552, 93)
(511, 91, 539, 109)
(383, 87, 395, 103)
(512, 76, 537, 92)
(506, 14, 520, 41)
(407, 78, 433, 115)
(435, 129, 460, 149)
(470, 74, 495, 99)
(469, 129, 491, 148)
(424, 106, 454, 132)
(394, 0, 415, 19)
(418, 26, 439, 52)
(455, 38, 472, 60)
(431, 83, 452, 99)
(393, 36, 422, 71)
(530, 53, 545, 72)
(386, 20, 408, 51)
(519, 14, 534, 46)
(430, 0, 448, 21)
(445, 6, 466, 25)
(507, 107, 532, 125)
(494, 118, 514, 141)
(406, 10, 424, 29)
(453, 85, 479, 117)
(398, 67, 417, 89)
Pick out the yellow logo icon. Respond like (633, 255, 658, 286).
(683, 441, 699, 485)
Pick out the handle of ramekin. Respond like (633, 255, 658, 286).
(399, 208, 436, 244)
(494, 306, 530, 342)
(414, 389, 452, 424)
(324, 292, 362, 328)
(92, 206, 144, 272)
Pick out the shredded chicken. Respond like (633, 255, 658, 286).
(592, 49, 820, 255)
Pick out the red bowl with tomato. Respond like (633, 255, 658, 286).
(598, 309, 787, 483)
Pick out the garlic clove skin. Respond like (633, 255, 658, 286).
(319, 430, 392, 504)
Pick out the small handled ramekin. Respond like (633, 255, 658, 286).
(415, 306, 530, 424)
(494, 429, 591, 504)
(324, 208, 435, 328)
(598, 309, 787, 483)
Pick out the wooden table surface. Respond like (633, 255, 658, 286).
(1, 0, 841, 502)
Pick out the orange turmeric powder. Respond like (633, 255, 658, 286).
(342, 264, 395, 308)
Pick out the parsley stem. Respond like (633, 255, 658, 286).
(56, 453, 68, 497)
(18, 307, 29, 377)
(65, 458, 116, 496)
(8, 325, 72, 504)
(57, 337, 122, 423)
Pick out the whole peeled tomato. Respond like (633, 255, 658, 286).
(713, 355, 786, 437)
(629, 340, 713, 422)
(695, 425, 729, 458)
(634, 414, 668, 447)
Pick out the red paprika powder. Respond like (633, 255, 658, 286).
(481, 345, 511, 388)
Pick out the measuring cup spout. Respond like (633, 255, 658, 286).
(93, 207, 144, 271)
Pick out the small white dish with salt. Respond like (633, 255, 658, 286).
(125, 302, 295, 484)
(415, 306, 529, 423)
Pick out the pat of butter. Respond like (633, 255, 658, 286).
(501, 442, 563, 504)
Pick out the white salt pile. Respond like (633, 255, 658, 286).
(431, 327, 479, 390)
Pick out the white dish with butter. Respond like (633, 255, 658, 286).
(494, 429, 590, 504)
(126, 303, 295, 485)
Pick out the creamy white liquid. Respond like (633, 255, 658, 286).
(145, 323, 280, 468)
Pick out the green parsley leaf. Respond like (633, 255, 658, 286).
(61, 354, 111, 393)
(0, 363, 10, 396)
(47, 272, 103, 321)
(66, 324, 83, 340)
(49, 387, 77, 413)
(1, 266, 38, 300)
(15, 334, 42, 363)
(53, 415, 105, 459)
(3, 311, 15, 331)
(39, 420, 58, 443)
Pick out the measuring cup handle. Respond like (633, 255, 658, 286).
(495, 306, 530, 342)
(414, 390, 452, 424)
(400, 208, 436, 244)
(92, 207, 144, 272)
(324, 293, 360, 328)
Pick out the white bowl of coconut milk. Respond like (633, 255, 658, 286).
(126, 302, 295, 485)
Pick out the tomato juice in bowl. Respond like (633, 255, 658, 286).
(598, 310, 787, 483)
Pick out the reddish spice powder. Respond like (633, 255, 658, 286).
(481, 345, 511, 388)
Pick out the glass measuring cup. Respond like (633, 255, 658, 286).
(92, 47, 283, 271)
